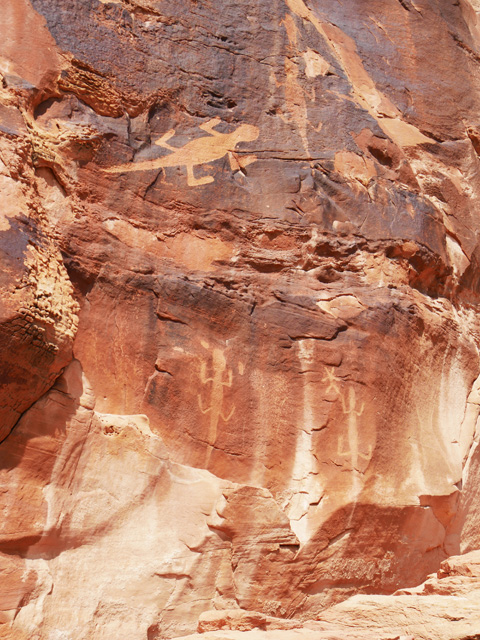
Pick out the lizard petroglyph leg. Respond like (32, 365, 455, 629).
(154, 129, 176, 150)
(199, 117, 222, 135)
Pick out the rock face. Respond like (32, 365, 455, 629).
(2, 0, 480, 638)
(163, 551, 480, 639)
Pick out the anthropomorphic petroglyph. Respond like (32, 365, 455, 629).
(322, 366, 342, 395)
(338, 386, 372, 470)
(322, 367, 372, 470)
(198, 344, 235, 452)
(104, 118, 259, 186)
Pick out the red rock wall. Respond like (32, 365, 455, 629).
(2, 0, 480, 637)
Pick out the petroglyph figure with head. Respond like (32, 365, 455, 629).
(104, 118, 259, 186)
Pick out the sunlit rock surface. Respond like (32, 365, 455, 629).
(2, 0, 480, 637)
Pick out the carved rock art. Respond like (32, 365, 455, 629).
(322, 366, 342, 395)
(321, 366, 372, 479)
(198, 342, 236, 460)
(3, 0, 480, 637)
(337, 386, 372, 470)
(104, 118, 259, 186)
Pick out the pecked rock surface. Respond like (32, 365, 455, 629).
(3, 0, 480, 637)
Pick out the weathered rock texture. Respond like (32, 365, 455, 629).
(2, 0, 480, 638)
(185, 551, 480, 640)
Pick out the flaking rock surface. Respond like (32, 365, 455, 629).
(2, 0, 480, 638)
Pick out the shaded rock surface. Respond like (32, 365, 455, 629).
(2, 0, 480, 638)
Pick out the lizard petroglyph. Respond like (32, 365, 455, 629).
(104, 117, 259, 186)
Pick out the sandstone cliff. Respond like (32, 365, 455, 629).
(2, 0, 480, 638)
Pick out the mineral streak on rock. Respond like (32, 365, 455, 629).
(2, 0, 480, 638)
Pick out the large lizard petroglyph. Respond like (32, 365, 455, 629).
(104, 117, 259, 186)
